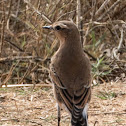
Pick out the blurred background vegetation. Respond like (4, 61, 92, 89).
(0, 0, 126, 86)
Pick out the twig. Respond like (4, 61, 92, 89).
(95, 0, 110, 16)
(83, 0, 97, 46)
(83, 22, 90, 46)
(24, 0, 52, 23)
(29, 120, 43, 126)
(6, 0, 12, 21)
(91, 0, 97, 21)
(2, 61, 20, 85)
(112, 26, 124, 60)
(13, 0, 20, 26)
(0, 56, 43, 63)
(49, 0, 61, 19)
(116, 60, 126, 74)
(84, 20, 126, 26)
(18, 62, 32, 84)
(0, 0, 13, 56)
(76, 0, 84, 45)
(6, 18, 21, 46)
(94, 121, 98, 126)
(1, 83, 52, 88)
(97, 0, 121, 21)
(112, 48, 119, 60)
(13, 98, 20, 114)
(107, 11, 120, 41)
(56, 10, 76, 21)
(90, 112, 126, 115)
(1, 118, 19, 122)
(117, 28, 124, 51)
(0, 0, 5, 57)
(76, 0, 81, 29)
(5, 38, 24, 52)
(84, 50, 96, 61)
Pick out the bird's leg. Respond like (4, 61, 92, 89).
(58, 105, 61, 126)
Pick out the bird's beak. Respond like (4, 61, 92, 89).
(42, 25, 53, 30)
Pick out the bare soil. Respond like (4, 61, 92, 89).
(0, 81, 126, 126)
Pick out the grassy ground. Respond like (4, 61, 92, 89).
(0, 81, 126, 126)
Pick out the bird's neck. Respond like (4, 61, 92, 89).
(59, 35, 83, 54)
(56, 36, 84, 62)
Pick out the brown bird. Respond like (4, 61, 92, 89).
(43, 20, 91, 126)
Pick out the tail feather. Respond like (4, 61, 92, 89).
(71, 116, 86, 126)
(71, 104, 88, 126)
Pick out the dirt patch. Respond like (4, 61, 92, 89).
(0, 81, 126, 126)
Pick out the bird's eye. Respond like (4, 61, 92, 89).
(55, 26, 62, 30)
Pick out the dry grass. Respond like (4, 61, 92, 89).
(0, 81, 126, 126)
(0, 0, 126, 85)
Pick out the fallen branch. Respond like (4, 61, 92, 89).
(1, 83, 52, 88)
(0, 56, 43, 63)
(90, 111, 126, 115)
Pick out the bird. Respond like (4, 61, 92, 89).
(43, 20, 91, 126)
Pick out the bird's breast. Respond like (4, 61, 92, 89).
(52, 55, 85, 88)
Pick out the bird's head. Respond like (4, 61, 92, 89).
(43, 21, 80, 42)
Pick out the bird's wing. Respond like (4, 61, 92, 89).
(50, 64, 91, 113)
(50, 64, 74, 112)
(73, 85, 91, 108)
(73, 56, 91, 107)
(49, 64, 67, 89)
(71, 83, 91, 126)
